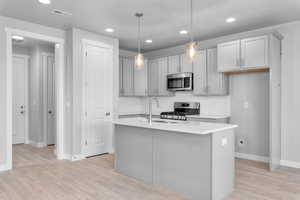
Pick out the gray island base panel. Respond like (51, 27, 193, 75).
(114, 125, 235, 200)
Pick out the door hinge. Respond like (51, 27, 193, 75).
(85, 51, 88, 57)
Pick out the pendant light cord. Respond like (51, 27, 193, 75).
(190, 0, 194, 42)
(136, 13, 143, 54)
(138, 16, 141, 53)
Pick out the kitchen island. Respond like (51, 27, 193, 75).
(114, 118, 238, 200)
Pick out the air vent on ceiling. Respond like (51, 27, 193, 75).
(52, 9, 72, 16)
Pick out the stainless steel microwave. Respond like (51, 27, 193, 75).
(167, 72, 193, 91)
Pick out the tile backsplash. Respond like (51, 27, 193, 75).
(119, 92, 231, 116)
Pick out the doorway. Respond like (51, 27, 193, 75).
(12, 37, 57, 168)
(6, 28, 65, 170)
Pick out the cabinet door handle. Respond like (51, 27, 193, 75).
(105, 112, 111, 116)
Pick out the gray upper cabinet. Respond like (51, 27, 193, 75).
(193, 48, 228, 96)
(180, 54, 193, 73)
(148, 57, 173, 97)
(168, 55, 180, 74)
(158, 57, 171, 96)
(217, 35, 270, 72)
(241, 35, 269, 69)
(193, 50, 207, 95)
(207, 48, 228, 95)
(217, 40, 241, 72)
(121, 57, 134, 96)
(119, 56, 147, 97)
(134, 59, 148, 96)
(148, 59, 159, 96)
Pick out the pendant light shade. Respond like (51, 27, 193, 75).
(186, 42, 197, 61)
(135, 53, 144, 70)
(135, 12, 145, 69)
(186, 0, 198, 62)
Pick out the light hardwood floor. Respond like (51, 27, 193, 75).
(0, 144, 299, 200)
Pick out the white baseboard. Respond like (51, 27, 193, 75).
(0, 164, 10, 172)
(29, 140, 47, 148)
(235, 152, 269, 163)
(56, 153, 85, 161)
(280, 160, 300, 169)
(71, 154, 85, 161)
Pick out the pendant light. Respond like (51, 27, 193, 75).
(135, 12, 145, 69)
(186, 0, 198, 61)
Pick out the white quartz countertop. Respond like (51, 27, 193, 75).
(114, 117, 237, 135)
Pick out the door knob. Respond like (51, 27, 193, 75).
(20, 111, 24, 114)
(48, 110, 52, 114)
(20, 105, 24, 109)
(105, 112, 111, 116)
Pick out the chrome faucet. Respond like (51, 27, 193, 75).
(148, 97, 159, 124)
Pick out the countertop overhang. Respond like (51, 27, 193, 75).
(114, 118, 238, 135)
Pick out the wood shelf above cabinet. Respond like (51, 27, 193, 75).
(224, 68, 269, 75)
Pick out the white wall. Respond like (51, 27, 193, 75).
(230, 73, 270, 158)
(12, 46, 30, 56)
(277, 21, 300, 163)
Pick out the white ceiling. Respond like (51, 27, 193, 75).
(1, 0, 300, 52)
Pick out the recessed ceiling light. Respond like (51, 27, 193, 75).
(12, 35, 24, 41)
(179, 30, 189, 35)
(105, 28, 115, 33)
(39, 0, 51, 5)
(145, 39, 153, 44)
(226, 17, 236, 23)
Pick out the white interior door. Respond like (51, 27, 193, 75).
(83, 41, 113, 157)
(46, 55, 56, 145)
(12, 56, 27, 144)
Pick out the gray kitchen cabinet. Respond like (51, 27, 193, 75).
(217, 35, 270, 72)
(180, 53, 193, 73)
(217, 40, 241, 72)
(193, 48, 228, 96)
(134, 59, 148, 96)
(167, 55, 180, 74)
(193, 50, 207, 95)
(121, 57, 134, 96)
(207, 48, 229, 95)
(241, 35, 269, 69)
(148, 59, 159, 96)
(157, 57, 171, 96)
(148, 57, 173, 96)
(119, 56, 147, 97)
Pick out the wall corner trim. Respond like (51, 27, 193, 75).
(280, 160, 300, 169)
(235, 152, 269, 163)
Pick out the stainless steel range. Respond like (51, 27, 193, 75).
(160, 102, 200, 121)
